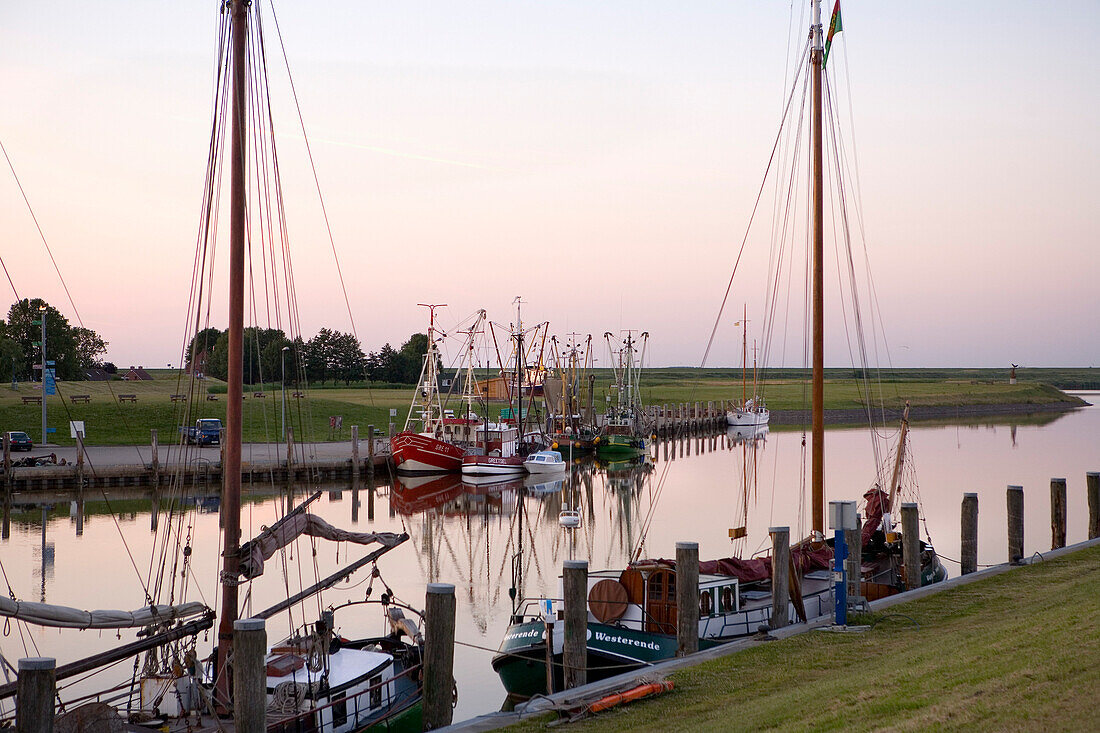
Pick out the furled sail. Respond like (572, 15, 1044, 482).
(0, 598, 210, 630)
(238, 514, 405, 580)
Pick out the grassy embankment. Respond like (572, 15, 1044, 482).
(0, 368, 1090, 447)
(511, 544, 1100, 732)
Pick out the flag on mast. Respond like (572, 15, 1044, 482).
(823, 1, 843, 68)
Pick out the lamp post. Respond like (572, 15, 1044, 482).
(39, 306, 47, 446)
(281, 345, 290, 444)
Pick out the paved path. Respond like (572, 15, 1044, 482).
(28, 439, 389, 469)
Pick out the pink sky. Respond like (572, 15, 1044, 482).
(2, 1, 1097, 369)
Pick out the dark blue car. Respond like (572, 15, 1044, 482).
(7, 431, 33, 451)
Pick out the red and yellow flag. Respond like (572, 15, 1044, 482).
(823, 1, 843, 68)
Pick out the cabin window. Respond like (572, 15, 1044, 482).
(370, 674, 383, 709)
(332, 691, 347, 727)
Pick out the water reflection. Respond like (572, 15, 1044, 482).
(1, 400, 1095, 719)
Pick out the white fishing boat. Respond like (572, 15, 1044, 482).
(524, 450, 566, 474)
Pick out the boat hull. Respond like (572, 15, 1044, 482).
(461, 454, 526, 476)
(391, 432, 464, 474)
(596, 434, 647, 456)
(726, 409, 770, 427)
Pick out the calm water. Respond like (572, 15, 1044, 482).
(2, 395, 1097, 719)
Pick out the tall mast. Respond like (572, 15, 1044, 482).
(215, 0, 249, 709)
(742, 305, 747, 406)
(811, 0, 826, 539)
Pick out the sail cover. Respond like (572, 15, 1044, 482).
(0, 598, 210, 630)
(238, 514, 405, 580)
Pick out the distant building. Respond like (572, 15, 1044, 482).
(124, 366, 153, 381)
(187, 350, 208, 377)
(84, 368, 110, 382)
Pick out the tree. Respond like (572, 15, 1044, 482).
(329, 332, 366, 385)
(74, 327, 108, 369)
(306, 329, 334, 385)
(4, 298, 93, 381)
(185, 327, 224, 371)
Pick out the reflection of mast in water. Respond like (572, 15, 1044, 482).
(727, 426, 769, 555)
(33, 505, 56, 602)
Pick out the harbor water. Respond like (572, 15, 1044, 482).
(1, 395, 1097, 720)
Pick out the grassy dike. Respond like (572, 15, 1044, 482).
(509, 544, 1100, 732)
(0, 369, 1088, 446)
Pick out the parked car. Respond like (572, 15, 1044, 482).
(180, 418, 222, 446)
(6, 431, 33, 451)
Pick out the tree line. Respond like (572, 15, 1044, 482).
(186, 327, 432, 386)
(0, 298, 108, 381)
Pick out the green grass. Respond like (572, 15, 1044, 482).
(509, 545, 1100, 732)
(0, 369, 1087, 446)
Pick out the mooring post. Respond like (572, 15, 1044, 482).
(901, 503, 920, 590)
(233, 618, 266, 733)
(424, 583, 456, 730)
(961, 493, 979, 575)
(1087, 473, 1100, 540)
(1007, 485, 1024, 564)
(367, 424, 376, 477)
(150, 428, 160, 488)
(769, 527, 790, 629)
(351, 425, 360, 480)
(844, 515, 862, 604)
(676, 541, 699, 655)
(1050, 477, 1067, 550)
(16, 657, 55, 733)
(3, 434, 11, 501)
(563, 559, 588, 688)
(75, 430, 85, 488)
(285, 426, 295, 484)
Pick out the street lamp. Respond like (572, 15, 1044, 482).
(281, 345, 291, 444)
(39, 305, 47, 446)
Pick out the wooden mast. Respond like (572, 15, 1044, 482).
(811, 0, 826, 538)
(886, 401, 911, 517)
(215, 0, 249, 709)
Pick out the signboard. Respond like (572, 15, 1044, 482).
(389, 408, 397, 418)
(70, 421, 86, 439)
(43, 368, 57, 396)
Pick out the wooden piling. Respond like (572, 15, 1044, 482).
(769, 528, 790, 629)
(351, 425, 360, 480)
(3, 434, 11, 501)
(150, 429, 159, 487)
(676, 541, 699, 655)
(367, 424, 375, 477)
(75, 430, 85, 487)
(1088, 473, 1100, 540)
(16, 657, 55, 733)
(961, 493, 978, 575)
(901, 503, 920, 590)
(285, 427, 295, 474)
(1050, 478, 1067, 550)
(1007, 485, 1024, 563)
(233, 618, 266, 733)
(563, 559, 588, 688)
(424, 583, 456, 730)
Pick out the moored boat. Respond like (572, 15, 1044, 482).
(523, 450, 566, 474)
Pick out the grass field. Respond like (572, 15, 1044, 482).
(0, 368, 1088, 447)
(510, 544, 1100, 732)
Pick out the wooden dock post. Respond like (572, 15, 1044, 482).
(563, 559, 588, 688)
(1088, 473, 1100, 540)
(769, 527, 790, 629)
(150, 429, 159, 487)
(676, 541, 699, 655)
(424, 583, 456, 730)
(16, 657, 55, 733)
(901, 503, 920, 590)
(3, 434, 11, 502)
(285, 427, 295, 484)
(75, 430, 85, 487)
(351, 425, 360, 480)
(233, 618, 266, 733)
(961, 493, 979, 575)
(367, 424, 376, 477)
(1007, 485, 1024, 563)
(1050, 478, 1067, 550)
(844, 515, 862, 603)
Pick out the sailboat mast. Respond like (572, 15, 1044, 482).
(742, 305, 747, 406)
(811, 0, 826, 538)
(215, 0, 249, 708)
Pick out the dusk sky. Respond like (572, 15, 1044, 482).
(1, 1, 1097, 370)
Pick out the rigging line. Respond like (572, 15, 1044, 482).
(0, 139, 80, 325)
(266, 0, 357, 341)
(700, 40, 810, 370)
